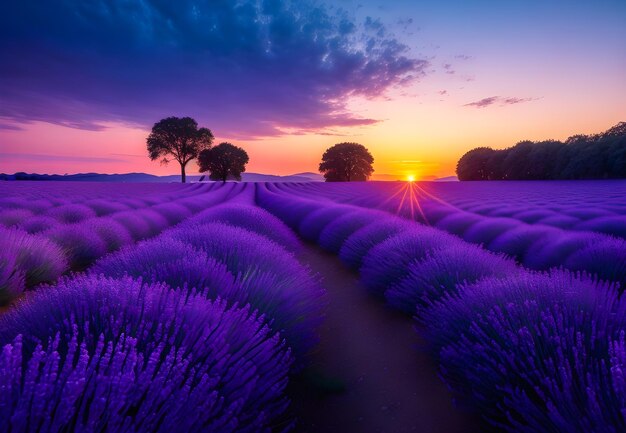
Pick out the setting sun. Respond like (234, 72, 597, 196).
(407, 174, 416, 182)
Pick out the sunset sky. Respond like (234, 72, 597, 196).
(1, 0, 625, 180)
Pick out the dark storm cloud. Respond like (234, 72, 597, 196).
(464, 96, 536, 108)
(0, 0, 428, 138)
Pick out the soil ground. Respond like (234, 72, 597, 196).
(289, 245, 482, 433)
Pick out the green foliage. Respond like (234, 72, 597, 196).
(319, 142, 374, 182)
(146, 117, 214, 182)
(456, 122, 626, 180)
(198, 142, 249, 182)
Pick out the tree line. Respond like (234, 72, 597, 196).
(456, 122, 626, 180)
(148, 116, 375, 183)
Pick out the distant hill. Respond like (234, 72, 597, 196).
(433, 176, 458, 182)
(0, 171, 324, 183)
(290, 172, 325, 181)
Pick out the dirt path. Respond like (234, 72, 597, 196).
(289, 245, 481, 433)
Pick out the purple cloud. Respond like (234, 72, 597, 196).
(442, 63, 456, 74)
(0, 0, 429, 139)
(464, 96, 537, 108)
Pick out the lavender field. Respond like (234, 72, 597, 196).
(1, 180, 626, 433)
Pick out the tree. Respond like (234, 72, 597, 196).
(147, 117, 214, 183)
(456, 121, 626, 180)
(198, 142, 249, 183)
(456, 147, 496, 180)
(319, 142, 374, 182)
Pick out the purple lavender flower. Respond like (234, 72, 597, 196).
(386, 245, 517, 314)
(0, 227, 68, 288)
(462, 217, 521, 245)
(339, 218, 409, 270)
(298, 206, 356, 242)
(0, 248, 24, 304)
(0, 208, 34, 228)
(83, 217, 133, 252)
(165, 222, 325, 361)
(193, 204, 301, 252)
(421, 271, 626, 431)
(565, 238, 626, 288)
(151, 202, 193, 225)
(0, 274, 293, 433)
(360, 228, 452, 296)
(45, 204, 97, 224)
(93, 237, 239, 298)
(18, 215, 60, 234)
(48, 224, 107, 270)
(434, 212, 483, 236)
(488, 225, 561, 262)
(318, 210, 382, 253)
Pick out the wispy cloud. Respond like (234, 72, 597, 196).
(442, 63, 456, 74)
(0, 153, 126, 163)
(464, 96, 538, 108)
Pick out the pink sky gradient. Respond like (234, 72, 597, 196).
(1, 0, 624, 180)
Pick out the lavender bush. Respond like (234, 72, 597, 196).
(298, 206, 355, 242)
(83, 198, 131, 216)
(112, 211, 154, 240)
(0, 208, 34, 228)
(193, 204, 301, 252)
(93, 237, 239, 298)
(488, 225, 561, 262)
(386, 246, 516, 314)
(435, 212, 483, 236)
(339, 219, 409, 270)
(84, 217, 133, 252)
(0, 227, 67, 288)
(49, 224, 107, 269)
(165, 222, 324, 361)
(360, 228, 452, 296)
(151, 202, 194, 225)
(420, 271, 626, 431)
(462, 218, 521, 245)
(45, 204, 97, 224)
(318, 211, 381, 253)
(0, 275, 292, 433)
(0, 249, 24, 304)
(575, 215, 626, 239)
(565, 238, 626, 287)
(256, 185, 320, 230)
(18, 215, 60, 234)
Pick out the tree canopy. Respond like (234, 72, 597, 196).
(319, 142, 374, 182)
(147, 116, 214, 183)
(456, 122, 626, 180)
(198, 142, 249, 182)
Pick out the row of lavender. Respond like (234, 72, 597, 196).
(274, 182, 626, 286)
(0, 184, 325, 432)
(257, 183, 626, 432)
(281, 181, 626, 238)
(0, 182, 244, 304)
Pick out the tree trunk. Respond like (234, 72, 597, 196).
(180, 163, 186, 183)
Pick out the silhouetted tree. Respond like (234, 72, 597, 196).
(198, 142, 249, 183)
(456, 122, 626, 180)
(456, 147, 495, 180)
(147, 117, 214, 183)
(319, 142, 374, 182)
